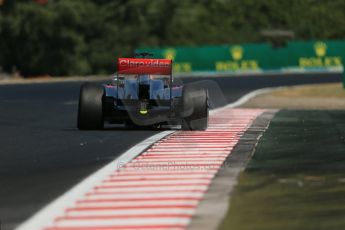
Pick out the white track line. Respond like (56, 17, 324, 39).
(16, 131, 173, 230)
(214, 86, 283, 111)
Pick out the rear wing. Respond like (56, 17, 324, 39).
(117, 58, 172, 75)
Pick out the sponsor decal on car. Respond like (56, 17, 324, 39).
(118, 58, 172, 75)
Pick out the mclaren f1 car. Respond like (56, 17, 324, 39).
(77, 55, 208, 130)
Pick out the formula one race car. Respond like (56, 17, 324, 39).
(77, 55, 208, 130)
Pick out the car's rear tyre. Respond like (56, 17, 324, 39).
(181, 85, 209, 131)
(77, 83, 104, 130)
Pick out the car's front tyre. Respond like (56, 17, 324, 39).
(77, 83, 104, 130)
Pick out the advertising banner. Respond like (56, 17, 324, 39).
(136, 40, 345, 73)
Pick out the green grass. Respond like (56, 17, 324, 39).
(271, 83, 345, 98)
(219, 110, 345, 230)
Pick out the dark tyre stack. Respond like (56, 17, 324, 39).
(77, 83, 104, 130)
(180, 85, 209, 130)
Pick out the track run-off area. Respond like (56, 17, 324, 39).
(0, 73, 341, 230)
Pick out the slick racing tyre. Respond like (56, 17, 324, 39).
(181, 85, 209, 131)
(77, 83, 104, 130)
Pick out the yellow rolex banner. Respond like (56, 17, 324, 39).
(291, 41, 343, 69)
(136, 40, 345, 73)
(137, 44, 271, 73)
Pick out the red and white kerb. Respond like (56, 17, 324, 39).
(40, 108, 265, 230)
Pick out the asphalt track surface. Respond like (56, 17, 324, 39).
(0, 73, 341, 230)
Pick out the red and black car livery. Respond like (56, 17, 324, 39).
(77, 56, 209, 130)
